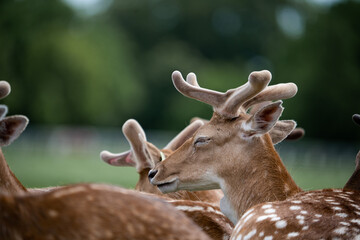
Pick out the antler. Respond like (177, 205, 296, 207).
(172, 70, 271, 119)
(353, 114, 360, 126)
(243, 82, 298, 110)
(0, 81, 11, 100)
(100, 119, 150, 172)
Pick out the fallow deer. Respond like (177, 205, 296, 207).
(101, 119, 233, 240)
(148, 70, 360, 239)
(0, 81, 226, 240)
(100, 118, 223, 204)
(0, 183, 212, 240)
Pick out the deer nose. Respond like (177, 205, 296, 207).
(148, 169, 158, 181)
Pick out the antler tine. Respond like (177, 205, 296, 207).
(243, 82, 298, 110)
(186, 73, 200, 87)
(122, 119, 153, 171)
(165, 120, 204, 151)
(220, 70, 271, 118)
(172, 71, 228, 110)
(0, 81, 11, 100)
(122, 119, 147, 142)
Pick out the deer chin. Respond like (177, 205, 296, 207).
(154, 178, 179, 193)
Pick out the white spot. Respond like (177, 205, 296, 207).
(315, 214, 322, 218)
(262, 204, 273, 209)
(175, 205, 204, 212)
(296, 215, 305, 220)
(234, 234, 242, 240)
(336, 213, 348, 218)
(290, 206, 301, 210)
(271, 217, 281, 221)
(275, 220, 287, 229)
(300, 211, 308, 214)
(302, 226, 309, 231)
(332, 207, 342, 211)
(287, 232, 299, 238)
(340, 222, 350, 226)
(256, 214, 278, 222)
(264, 236, 273, 240)
(325, 198, 335, 202)
(241, 208, 254, 219)
(291, 200, 302, 204)
(356, 211, 360, 216)
(351, 219, 360, 225)
(48, 210, 58, 218)
(242, 213, 255, 225)
(244, 229, 257, 240)
(52, 186, 87, 198)
(264, 208, 276, 214)
(333, 227, 348, 235)
(330, 202, 341, 205)
(333, 189, 342, 193)
(313, 219, 320, 222)
(259, 232, 264, 237)
(351, 204, 360, 211)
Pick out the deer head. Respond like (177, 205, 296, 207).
(149, 70, 301, 223)
(100, 119, 223, 204)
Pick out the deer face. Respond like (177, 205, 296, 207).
(150, 101, 284, 193)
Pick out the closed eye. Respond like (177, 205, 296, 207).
(194, 136, 211, 147)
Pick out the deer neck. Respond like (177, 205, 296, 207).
(218, 135, 302, 224)
(0, 149, 27, 194)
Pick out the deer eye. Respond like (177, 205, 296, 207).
(194, 137, 211, 147)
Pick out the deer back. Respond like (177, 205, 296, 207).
(0, 183, 211, 240)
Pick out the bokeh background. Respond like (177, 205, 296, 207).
(1, 0, 359, 190)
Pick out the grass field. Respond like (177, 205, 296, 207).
(3, 127, 359, 191)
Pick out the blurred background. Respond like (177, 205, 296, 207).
(0, 0, 359, 190)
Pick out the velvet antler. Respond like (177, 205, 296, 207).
(172, 70, 271, 119)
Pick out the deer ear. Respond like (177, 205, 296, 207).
(269, 120, 297, 145)
(0, 115, 28, 147)
(0, 105, 8, 119)
(100, 150, 136, 167)
(241, 101, 283, 138)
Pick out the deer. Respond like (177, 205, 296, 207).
(343, 114, 360, 191)
(0, 82, 228, 240)
(0, 81, 212, 240)
(148, 70, 360, 239)
(100, 119, 234, 240)
(100, 118, 223, 204)
(1, 182, 214, 240)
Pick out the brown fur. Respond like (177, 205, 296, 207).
(232, 189, 360, 239)
(0, 183, 211, 240)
